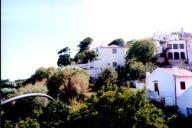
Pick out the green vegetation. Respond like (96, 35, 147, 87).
(108, 38, 125, 47)
(1, 37, 191, 128)
(126, 39, 155, 64)
(125, 39, 156, 80)
(74, 37, 97, 64)
(1, 66, 169, 128)
(93, 67, 118, 91)
(47, 67, 89, 103)
(57, 47, 72, 67)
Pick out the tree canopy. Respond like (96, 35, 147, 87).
(47, 67, 90, 103)
(108, 38, 125, 47)
(57, 47, 72, 67)
(94, 67, 118, 91)
(78, 37, 93, 52)
(74, 37, 97, 64)
(126, 39, 155, 64)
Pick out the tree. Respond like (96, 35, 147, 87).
(0, 79, 17, 99)
(1, 84, 49, 124)
(126, 39, 155, 64)
(39, 100, 69, 128)
(78, 37, 93, 52)
(126, 40, 136, 47)
(127, 58, 145, 80)
(24, 67, 56, 85)
(94, 68, 118, 91)
(57, 47, 72, 67)
(108, 38, 125, 47)
(74, 50, 97, 64)
(47, 67, 89, 103)
(68, 87, 168, 128)
(74, 37, 97, 64)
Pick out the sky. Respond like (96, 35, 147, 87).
(1, 0, 192, 81)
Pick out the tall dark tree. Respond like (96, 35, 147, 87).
(74, 37, 97, 64)
(108, 38, 125, 47)
(78, 37, 93, 52)
(57, 47, 72, 67)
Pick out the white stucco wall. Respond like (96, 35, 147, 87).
(175, 76, 192, 97)
(146, 68, 176, 106)
(83, 45, 128, 78)
(177, 86, 192, 116)
(93, 46, 128, 69)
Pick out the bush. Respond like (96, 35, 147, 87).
(94, 68, 118, 91)
(47, 67, 89, 103)
(1, 84, 49, 123)
(68, 87, 168, 128)
(39, 100, 69, 128)
(3, 118, 40, 128)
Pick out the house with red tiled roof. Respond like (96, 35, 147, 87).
(146, 67, 192, 116)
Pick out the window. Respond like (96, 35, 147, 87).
(112, 62, 117, 68)
(187, 108, 192, 117)
(112, 48, 117, 54)
(180, 82, 185, 90)
(173, 44, 178, 49)
(179, 44, 184, 49)
(154, 82, 159, 95)
(168, 52, 173, 59)
(167, 44, 172, 49)
(174, 52, 179, 59)
(180, 52, 185, 59)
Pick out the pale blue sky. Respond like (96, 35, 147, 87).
(2, 0, 192, 80)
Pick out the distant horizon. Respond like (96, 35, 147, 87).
(2, 0, 192, 81)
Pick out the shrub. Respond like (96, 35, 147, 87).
(47, 67, 89, 103)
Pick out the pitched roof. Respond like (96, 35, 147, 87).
(159, 68, 192, 77)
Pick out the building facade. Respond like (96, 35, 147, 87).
(146, 67, 192, 116)
(154, 30, 192, 65)
(76, 44, 128, 78)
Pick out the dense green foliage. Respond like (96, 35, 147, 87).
(74, 50, 97, 64)
(57, 47, 72, 67)
(78, 37, 93, 52)
(108, 38, 125, 47)
(127, 58, 145, 80)
(39, 101, 69, 128)
(0, 79, 17, 99)
(68, 87, 168, 128)
(47, 67, 90, 103)
(93, 68, 118, 91)
(24, 67, 56, 85)
(4, 117, 40, 128)
(125, 39, 156, 80)
(2, 36, 191, 127)
(1, 84, 49, 124)
(74, 37, 97, 64)
(126, 39, 155, 64)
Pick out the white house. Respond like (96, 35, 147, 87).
(146, 67, 192, 116)
(77, 44, 128, 78)
(93, 45, 128, 69)
(154, 29, 192, 65)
